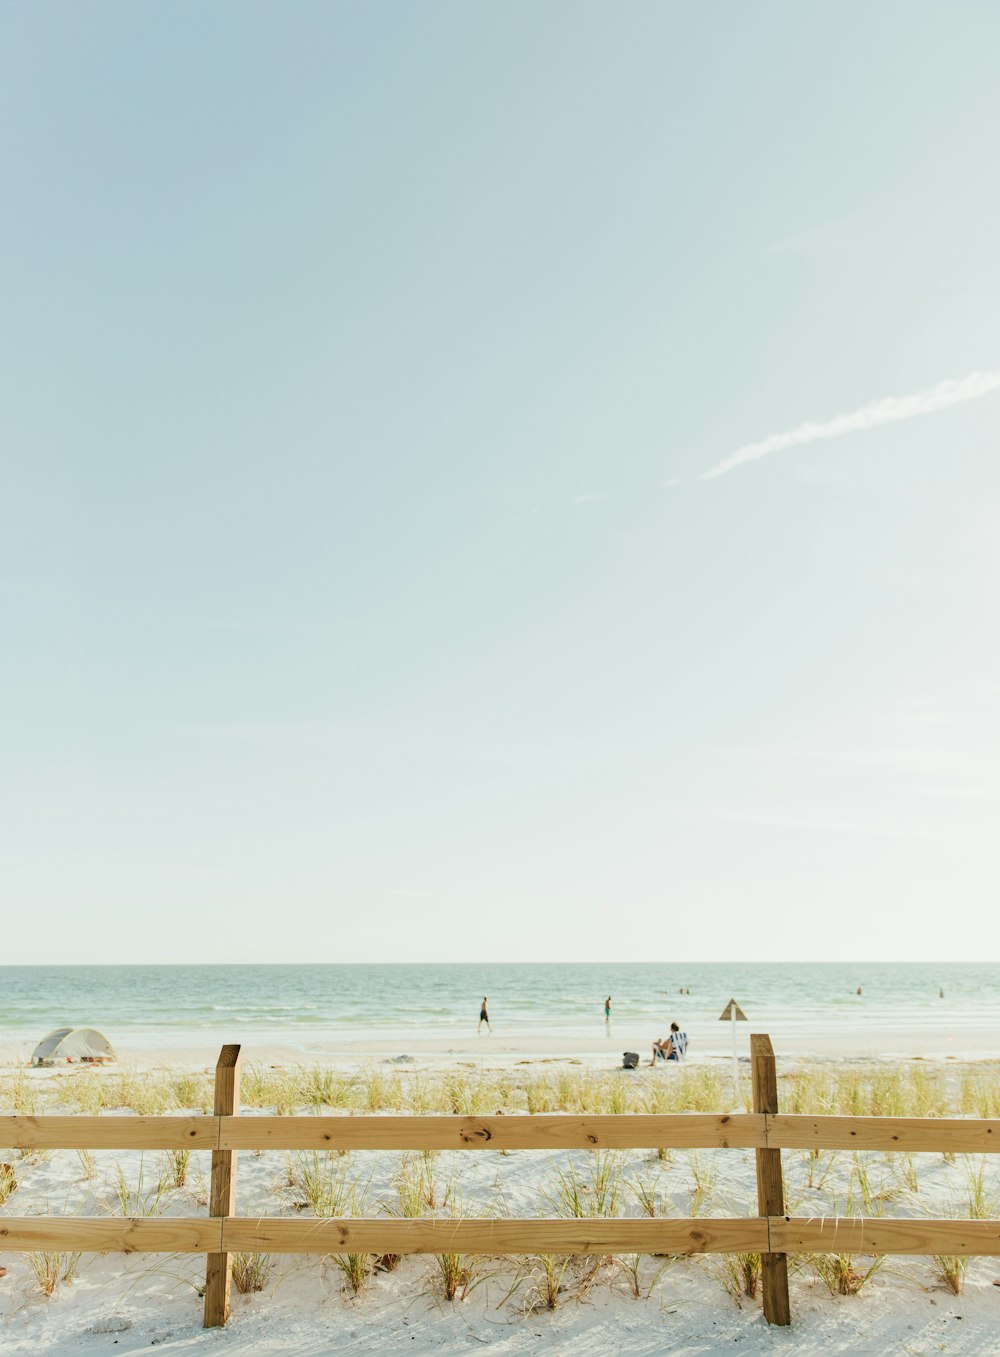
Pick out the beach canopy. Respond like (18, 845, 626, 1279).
(31, 1026, 117, 1066)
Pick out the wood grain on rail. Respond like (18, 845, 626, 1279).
(0, 1216, 221, 1252)
(5, 1213, 1000, 1258)
(770, 1216, 1000, 1256)
(5, 1112, 996, 1156)
(766, 1115, 1000, 1154)
(0, 1115, 218, 1150)
(219, 1113, 765, 1152)
(222, 1216, 768, 1255)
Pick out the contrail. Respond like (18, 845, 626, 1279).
(700, 368, 1000, 480)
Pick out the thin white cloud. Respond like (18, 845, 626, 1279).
(700, 368, 1000, 480)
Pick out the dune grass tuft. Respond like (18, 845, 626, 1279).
(26, 1250, 81, 1297)
(109, 1157, 164, 1217)
(435, 1251, 480, 1302)
(812, 1252, 882, 1296)
(715, 1251, 761, 1304)
(932, 1254, 968, 1295)
(232, 1251, 273, 1294)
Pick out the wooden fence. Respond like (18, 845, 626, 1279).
(2, 1035, 999, 1329)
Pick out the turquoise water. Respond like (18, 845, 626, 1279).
(1, 962, 997, 1052)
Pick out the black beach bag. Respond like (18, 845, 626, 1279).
(622, 1051, 639, 1069)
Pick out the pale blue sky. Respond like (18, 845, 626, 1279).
(3, 3, 999, 963)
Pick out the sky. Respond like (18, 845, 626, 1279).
(2, 3, 999, 965)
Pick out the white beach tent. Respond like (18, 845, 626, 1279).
(31, 1027, 117, 1066)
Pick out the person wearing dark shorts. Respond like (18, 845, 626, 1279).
(651, 1022, 688, 1065)
(478, 997, 492, 1034)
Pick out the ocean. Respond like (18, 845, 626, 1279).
(2, 962, 997, 1060)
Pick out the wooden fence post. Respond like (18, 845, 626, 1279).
(751, 1033, 791, 1326)
(204, 1043, 242, 1328)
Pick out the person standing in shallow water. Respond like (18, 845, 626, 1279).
(478, 997, 492, 1034)
(605, 996, 612, 1025)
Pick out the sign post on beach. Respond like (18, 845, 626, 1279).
(718, 999, 747, 1103)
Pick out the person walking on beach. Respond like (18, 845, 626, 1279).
(604, 996, 612, 1025)
(478, 997, 492, 1034)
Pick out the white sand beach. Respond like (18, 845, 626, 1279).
(3, 1015, 999, 1077)
(2, 1236, 997, 1357)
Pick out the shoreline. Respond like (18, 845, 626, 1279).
(2, 1021, 998, 1075)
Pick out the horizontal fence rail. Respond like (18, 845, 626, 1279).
(3, 1215, 1000, 1257)
(4, 1113, 999, 1154)
(766, 1114, 1000, 1154)
(0, 1115, 218, 1150)
(0, 1217, 222, 1252)
(0, 1216, 768, 1255)
(218, 1111, 765, 1151)
(3, 1037, 1000, 1331)
(770, 1217, 1000, 1256)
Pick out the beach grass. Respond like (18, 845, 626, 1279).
(232, 1251, 273, 1294)
(714, 1250, 761, 1303)
(932, 1253, 968, 1294)
(811, 1251, 883, 1296)
(0, 1161, 16, 1205)
(108, 1157, 165, 1217)
(291, 1152, 354, 1216)
(3, 1056, 982, 1122)
(434, 1250, 481, 1302)
(25, 1249, 81, 1297)
(515, 1254, 569, 1311)
(332, 1248, 373, 1296)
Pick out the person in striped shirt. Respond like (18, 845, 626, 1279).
(651, 1022, 688, 1064)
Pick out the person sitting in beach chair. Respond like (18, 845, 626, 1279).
(651, 1022, 688, 1065)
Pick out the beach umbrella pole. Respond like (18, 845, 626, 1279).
(718, 999, 748, 1107)
(731, 1008, 738, 1102)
